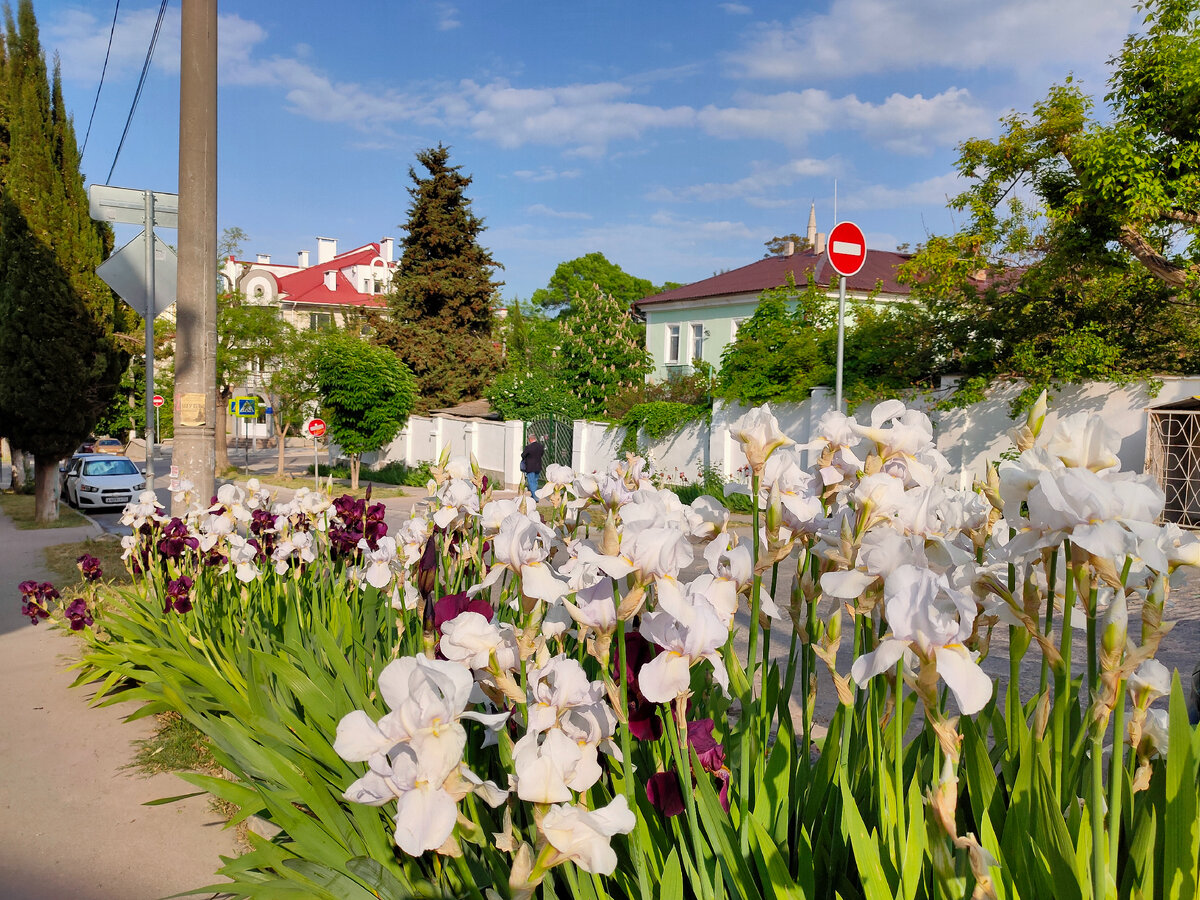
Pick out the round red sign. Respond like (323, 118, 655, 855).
(152, 394, 165, 408)
(305, 417, 327, 438)
(826, 221, 867, 277)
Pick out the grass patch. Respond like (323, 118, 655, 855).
(239, 473, 414, 500)
(132, 711, 221, 776)
(43, 536, 130, 589)
(307, 460, 433, 488)
(0, 493, 91, 529)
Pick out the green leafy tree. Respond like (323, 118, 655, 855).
(883, 0, 1200, 411)
(553, 287, 652, 417)
(316, 332, 416, 488)
(531, 251, 667, 316)
(717, 275, 835, 404)
(379, 145, 501, 411)
(253, 324, 320, 476)
(763, 233, 810, 257)
(486, 370, 585, 422)
(0, 1, 124, 522)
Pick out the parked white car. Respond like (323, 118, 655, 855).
(60, 454, 146, 510)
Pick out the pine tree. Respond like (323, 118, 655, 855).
(0, 0, 123, 522)
(376, 145, 502, 411)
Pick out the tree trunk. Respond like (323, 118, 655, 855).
(34, 457, 60, 524)
(215, 385, 231, 472)
(10, 448, 26, 490)
(350, 454, 360, 490)
(275, 423, 290, 476)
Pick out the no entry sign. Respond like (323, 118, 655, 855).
(827, 221, 867, 277)
(152, 394, 165, 408)
(305, 417, 327, 439)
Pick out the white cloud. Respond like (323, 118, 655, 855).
(48, 5, 183, 81)
(512, 166, 583, 182)
(525, 203, 592, 220)
(725, 0, 1134, 80)
(445, 79, 695, 156)
(842, 171, 966, 210)
(720, 2, 753, 14)
(435, 3, 462, 31)
(698, 87, 988, 154)
(651, 157, 833, 204)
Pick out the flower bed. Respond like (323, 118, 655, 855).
(25, 398, 1200, 900)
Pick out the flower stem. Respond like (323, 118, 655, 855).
(741, 471, 762, 857)
(615, 623, 652, 900)
(1054, 543, 1075, 802)
(1090, 720, 1105, 900)
(666, 704, 714, 900)
(895, 659, 906, 900)
(1040, 548, 1058, 697)
(1108, 685, 1125, 888)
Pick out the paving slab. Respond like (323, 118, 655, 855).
(0, 508, 238, 900)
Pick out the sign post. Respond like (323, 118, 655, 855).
(305, 418, 327, 490)
(91, 185, 179, 495)
(152, 394, 164, 449)
(826, 221, 867, 412)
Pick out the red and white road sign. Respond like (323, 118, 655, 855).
(152, 394, 165, 408)
(305, 417, 327, 439)
(827, 221, 867, 277)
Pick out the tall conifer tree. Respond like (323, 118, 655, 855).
(376, 145, 502, 411)
(0, 0, 123, 522)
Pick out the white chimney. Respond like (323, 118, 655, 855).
(807, 202, 818, 249)
(380, 237, 394, 263)
(316, 236, 337, 264)
(783, 240, 795, 257)
(297, 249, 310, 268)
(256, 253, 270, 264)
(815, 232, 826, 255)
(323, 270, 337, 291)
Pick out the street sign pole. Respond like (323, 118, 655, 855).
(835, 275, 846, 412)
(314, 437, 319, 491)
(143, 190, 156, 493)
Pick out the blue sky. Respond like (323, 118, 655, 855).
(42, 0, 1140, 302)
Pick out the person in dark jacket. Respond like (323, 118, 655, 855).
(521, 434, 544, 494)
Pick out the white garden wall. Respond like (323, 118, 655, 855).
(356, 416, 525, 489)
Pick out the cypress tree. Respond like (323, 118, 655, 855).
(0, 0, 123, 522)
(376, 145, 502, 412)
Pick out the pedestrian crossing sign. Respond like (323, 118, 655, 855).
(229, 396, 257, 417)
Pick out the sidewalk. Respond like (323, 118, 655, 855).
(0, 510, 238, 899)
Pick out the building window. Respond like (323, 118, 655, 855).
(309, 312, 333, 332)
(665, 324, 681, 364)
(731, 318, 746, 341)
(690, 323, 704, 363)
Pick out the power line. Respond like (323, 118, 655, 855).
(105, 0, 168, 184)
(79, 0, 121, 160)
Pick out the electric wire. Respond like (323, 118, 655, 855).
(79, 0, 120, 160)
(105, 0, 168, 184)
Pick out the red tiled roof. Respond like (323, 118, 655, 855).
(635, 247, 913, 309)
(275, 266, 386, 308)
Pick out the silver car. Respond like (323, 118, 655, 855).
(60, 454, 146, 510)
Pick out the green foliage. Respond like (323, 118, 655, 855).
(554, 287, 652, 417)
(531, 251, 661, 316)
(382, 145, 501, 411)
(315, 332, 416, 458)
(311, 460, 433, 487)
(608, 359, 715, 420)
(0, 0, 124, 467)
(486, 369, 585, 422)
(717, 275, 835, 405)
(618, 401, 709, 454)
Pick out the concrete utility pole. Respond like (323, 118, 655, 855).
(172, 0, 217, 512)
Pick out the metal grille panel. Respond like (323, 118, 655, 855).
(1147, 409, 1200, 527)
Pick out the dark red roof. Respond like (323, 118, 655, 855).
(635, 247, 913, 309)
(269, 242, 390, 308)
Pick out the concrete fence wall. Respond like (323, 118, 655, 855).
(343, 376, 1200, 493)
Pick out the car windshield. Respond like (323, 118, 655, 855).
(83, 459, 139, 477)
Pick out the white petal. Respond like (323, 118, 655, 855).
(850, 639, 909, 688)
(333, 710, 394, 761)
(393, 784, 458, 856)
(520, 561, 569, 602)
(638, 652, 691, 704)
(821, 569, 877, 599)
(933, 646, 993, 715)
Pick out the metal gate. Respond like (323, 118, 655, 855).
(526, 416, 573, 469)
(1146, 401, 1200, 527)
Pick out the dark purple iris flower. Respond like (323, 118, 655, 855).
(76, 554, 103, 582)
(165, 576, 194, 614)
(646, 771, 686, 817)
(19, 581, 58, 625)
(157, 517, 199, 561)
(433, 592, 495, 631)
(64, 598, 94, 631)
(613, 631, 663, 741)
